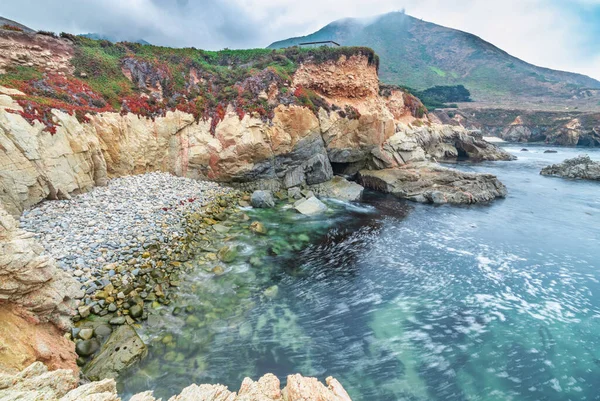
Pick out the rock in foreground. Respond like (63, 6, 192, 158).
(310, 176, 364, 201)
(294, 196, 328, 216)
(540, 155, 600, 181)
(83, 325, 148, 381)
(0, 362, 353, 401)
(358, 163, 507, 204)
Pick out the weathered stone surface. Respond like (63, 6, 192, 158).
(2, 362, 353, 401)
(294, 196, 328, 216)
(168, 384, 237, 401)
(84, 325, 147, 381)
(237, 374, 281, 400)
(359, 163, 507, 204)
(251, 190, 275, 208)
(0, 362, 77, 400)
(0, 204, 81, 324)
(541, 155, 600, 180)
(60, 379, 119, 401)
(310, 177, 364, 201)
(0, 305, 78, 375)
(0, 31, 73, 76)
(283, 374, 352, 401)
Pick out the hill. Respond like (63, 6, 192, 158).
(80, 33, 151, 45)
(0, 16, 35, 33)
(269, 12, 600, 104)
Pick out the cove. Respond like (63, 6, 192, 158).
(118, 145, 600, 401)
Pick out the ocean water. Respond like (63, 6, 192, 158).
(118, 145, 600, 401)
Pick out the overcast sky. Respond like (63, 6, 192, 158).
(2, 0, 600, 80)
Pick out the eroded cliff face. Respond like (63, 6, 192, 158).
(432, 108, 600, 146)
(0, 30, 73, 75)
(0, 52, 513, 216)
(0, 204, 81, 374)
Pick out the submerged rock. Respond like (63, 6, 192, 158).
(84, 325, 148, 380)
(249, 221, 267, 235)
(251, 190, 275, 208)
(294, 196, 328, 216)
(540, 155, 600, 181)
(358, 163, 507, 204)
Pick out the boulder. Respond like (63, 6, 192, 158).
(310, 176, 364, 201)
(251, 190, 275, 208)
(84, 325, 148, 380)
(540, 155, 600, 180)
(358, 163, 507, 204)
(294, 197, 328, 216)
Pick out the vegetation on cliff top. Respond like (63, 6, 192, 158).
(0, 32, 378, 134)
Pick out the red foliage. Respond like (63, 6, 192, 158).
(293, 87, 306, 98)
(120, 95, 164, 119)
(7, 73, 113, 134)
(1, 24, 23, 32)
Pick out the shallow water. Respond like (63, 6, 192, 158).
(118, 145, 600, 401)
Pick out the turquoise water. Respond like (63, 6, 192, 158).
(118, 145, 600, 400)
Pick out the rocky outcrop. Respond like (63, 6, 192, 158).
(0, 204, 81, 373)
(0, 204, 80, 327)
(0, 94, 511, 217)
(540, 155, 600, 180)
(0, 362, 353, 401)
(83, 325, 148, 381)
(0, 30, 73, 75)
(432, 108, 600, 147)
(358, 163, 507, 204)
(310, 176, 364, 201)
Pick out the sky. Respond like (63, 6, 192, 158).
(2, 0, 600, 80)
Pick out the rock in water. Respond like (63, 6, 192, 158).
(358, 163, 507, 204)
(251, 190, 275, 208)
(294, 197, 328, 215)
(249, 221, 267, 235)
(310, 176, 364, 201)
(84, 325, 148, 380)
(540, 155, 600, 181)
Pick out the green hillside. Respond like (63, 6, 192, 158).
(269, 12, 600, 102)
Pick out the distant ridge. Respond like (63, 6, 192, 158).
(0, 16, 35, 33)
(80, 33, 151, 45)
(269, 12, 600, 102)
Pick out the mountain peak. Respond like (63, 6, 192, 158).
(269, 11, 600, 103)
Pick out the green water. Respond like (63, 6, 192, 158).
(118, 146, 600, 400)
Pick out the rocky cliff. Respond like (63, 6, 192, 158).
(432, 108, 600, 146)
(0, 203, 81, 373)
(0, 30, 512, 216)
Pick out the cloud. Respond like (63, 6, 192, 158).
(2, 0, 599, 80)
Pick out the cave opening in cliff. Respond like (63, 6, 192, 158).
(455, 146, 470, 161)
(331, 162, 363, 179)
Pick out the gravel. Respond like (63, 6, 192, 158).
(19, 172, 232, 288)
